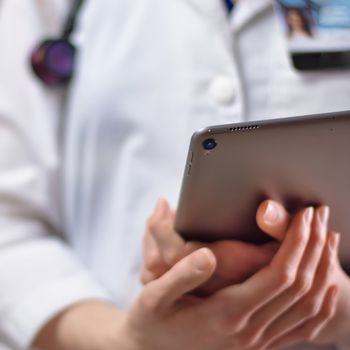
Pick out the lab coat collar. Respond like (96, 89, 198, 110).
(184, 0, 273, 32)
(231, 0, 273, 32)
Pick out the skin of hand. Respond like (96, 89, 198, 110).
(34, 201, 346, 350)
(141, 198, 288, 295)
(142, 199, 350, 348)
(125, 207, 339, 350)
(33, 301, 131, 350)
(34, 206, 340, 350)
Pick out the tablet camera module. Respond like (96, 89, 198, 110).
(202, 138, 217, 150)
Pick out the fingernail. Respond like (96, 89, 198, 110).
(329, 232, 340, 252)
(318, 206, 330, 224)
(264, 202, 279, 225)
(304, 207, 314, 225)
(192, 248, 213, 272)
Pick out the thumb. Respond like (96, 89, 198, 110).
(256, 200, 290, 241)
(142, 248, 216, 310)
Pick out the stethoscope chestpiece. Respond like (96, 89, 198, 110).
(31, 39, 76, 87)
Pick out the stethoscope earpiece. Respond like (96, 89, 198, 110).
(31, 39, 76, 87)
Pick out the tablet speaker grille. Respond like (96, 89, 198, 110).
(229, 125, 260, 132)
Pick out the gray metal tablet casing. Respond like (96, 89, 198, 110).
(175, 111, 350, 267)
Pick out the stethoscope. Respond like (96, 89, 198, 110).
(30, 0, 84, 87)
(30, 0, 234, 87)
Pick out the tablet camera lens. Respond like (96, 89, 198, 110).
(203, 138, 217, 150)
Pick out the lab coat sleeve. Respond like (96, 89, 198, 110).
(0, 2, 110, 349)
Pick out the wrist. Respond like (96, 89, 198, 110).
(32, 300, 136, 350)
(113, 314, 144, 350)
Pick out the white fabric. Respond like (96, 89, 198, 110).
(1, 0, 350, 349)
(0, 1, 109, 349)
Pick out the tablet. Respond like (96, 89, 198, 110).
(175, 110, 350, 267)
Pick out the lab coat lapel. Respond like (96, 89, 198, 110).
(231, 0, 272, 32)
(184, 0, 228, 17)
(183, 0, 273, 32)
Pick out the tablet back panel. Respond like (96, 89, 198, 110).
(175, 111, 350, 266)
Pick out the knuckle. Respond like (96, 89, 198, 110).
(219, 311, 248, 335)
(322, 302, 337, 320)
(326, 249, 336, 266)
(234, 333, 258, 348)
(276, 268, 296, 289)
(144, 254, 160, 270)
(170, 268, 189, 286)
(303, 328, 319, 342)
(313, 230, 324, 247)
(137, 294, 154, 312)
(294, 273, 313, 296)
(294, 229, 308, 246)
(302, 298, 322, 318)
(137, 286, 160, 313)
(144, 253, 168, 274)
(140, 274, 147, 284)
(235, 330, 261, 348)
(146, 216, 158, 233)
(140, 270, 151, 284)
(322, 260, 336, 283)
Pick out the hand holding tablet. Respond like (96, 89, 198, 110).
(140, 111, 350, 348)
(140, 199, 350, 348)
(175, 110, 350, 268)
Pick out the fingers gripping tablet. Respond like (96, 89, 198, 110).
(175, 110, 350, 268)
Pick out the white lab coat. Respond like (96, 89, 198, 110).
(0, 0, 349, 349)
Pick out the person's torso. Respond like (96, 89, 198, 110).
(62, 1, 350, 349)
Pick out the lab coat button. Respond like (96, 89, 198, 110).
(209, 76, 236, 105)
